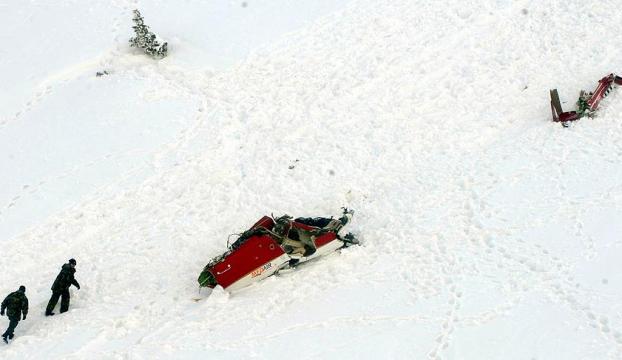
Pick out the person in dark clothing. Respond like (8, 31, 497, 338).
(45, 258, 80, 316)
(1, 285, 28, 343)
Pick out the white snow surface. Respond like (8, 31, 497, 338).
(1, 0, 622, 359)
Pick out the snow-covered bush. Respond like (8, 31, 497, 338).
(129, 9, 168, 59)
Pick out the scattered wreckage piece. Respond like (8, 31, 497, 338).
(550, 73, 622, 127)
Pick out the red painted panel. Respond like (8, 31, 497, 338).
(314, 232, 337, 248)
(291, 221, 316, 232)
(559, 111, 579, 122)
(291, 220, 338, 248)
(588, 74, 615, 111)
(211, 234, 284, 289)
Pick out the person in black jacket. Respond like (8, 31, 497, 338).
(1, 285, 28, 343)
(45, 258, 80, 316)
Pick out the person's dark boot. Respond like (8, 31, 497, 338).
(2, 335, 7, 344)
(45, 312, 55, 316)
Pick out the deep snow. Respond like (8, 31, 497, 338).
(1, 0, 622, 359)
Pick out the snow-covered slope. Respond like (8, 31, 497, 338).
(1, 0, 622, 359)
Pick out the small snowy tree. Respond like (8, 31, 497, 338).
(129, 9, 168, 59)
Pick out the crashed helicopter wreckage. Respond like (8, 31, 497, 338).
(198, 209, 358, 292)
(550, 73, 622, 127)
